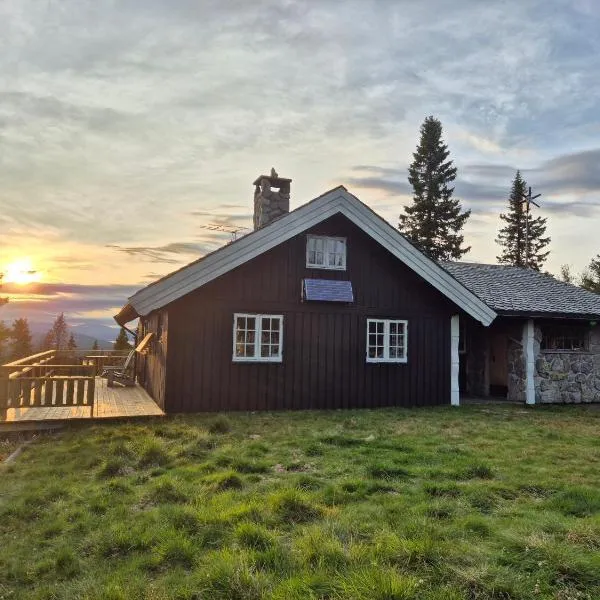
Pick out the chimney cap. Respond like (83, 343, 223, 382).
(253, 174, 292, 187)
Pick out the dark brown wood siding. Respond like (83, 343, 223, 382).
(139, 309, 168, 409)
(164, 214, 456, 412)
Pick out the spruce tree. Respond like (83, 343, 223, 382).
(10, 318, 33, 360)
(67, 333, 77, 351)
(399, 116, 471, 261)
(0, 321, 11, 360)
(43, 313, 69, 351)
(114, 328, 132, 351)
(581, 254, 600, 294)
(496, 171, 550, 270)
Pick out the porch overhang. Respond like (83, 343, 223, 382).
(114, 303, 140, 327)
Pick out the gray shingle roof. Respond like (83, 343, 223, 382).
(441, 262, 600, 318)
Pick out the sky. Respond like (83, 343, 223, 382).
(1, 0, 599, 339)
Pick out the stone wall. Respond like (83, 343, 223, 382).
(534, 325, 600, 404)
(508, 337, 526, 402)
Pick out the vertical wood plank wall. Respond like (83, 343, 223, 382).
(141, 311, 168, 409)
(151, 214, 456, 411)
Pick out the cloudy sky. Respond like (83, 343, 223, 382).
(1, 0, 599, 337)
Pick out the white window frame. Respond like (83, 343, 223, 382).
(232, 313, 283, 363)
(366, 319, 408, 364)
(306, 235, 347, 270)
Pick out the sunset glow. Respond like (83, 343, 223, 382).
(3, 259, 42, 285)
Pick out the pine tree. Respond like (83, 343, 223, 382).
(92, 340, 100, 351)
(0, 321, 11, 361)
(399, 116, 471, 261)
(40, 330, 55, 352)
(43, 313, 69, 351)
(496, 171, 550, 270)
(559, 264, 575, 284)
(581, 254, 600, 294)
(67, 333, 77, 351)
(113, 328, 132, 351)
(10, 318, 33, 360)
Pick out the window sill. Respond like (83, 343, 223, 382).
(366, 358, 408, 364)
(232, 357, 283, 363)
(306, 264, 347, 271)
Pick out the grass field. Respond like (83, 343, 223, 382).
(1, 404, 599, 600)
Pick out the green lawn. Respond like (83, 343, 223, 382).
(1, 405, 600, 600)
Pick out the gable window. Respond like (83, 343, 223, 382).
(306, 235, 346, 270)
(366, 319, 408, 363)
(233, 314, 283, 362)
(541, 325, 588, 352)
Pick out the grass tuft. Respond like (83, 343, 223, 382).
(235, 522, 273, 550)
(269, 489, 323, 523)
(208, 416, 232, 434)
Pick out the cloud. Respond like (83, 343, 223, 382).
(2, 0, 600, 305)
(106, 242, 211, 264)
(0, 282, 138, 337)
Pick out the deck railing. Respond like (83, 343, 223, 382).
(0, 349, 136, 418)
(0, 351, 99, 416)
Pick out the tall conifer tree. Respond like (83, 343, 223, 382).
(10, 318, 33, 360)
(496, 171, 550, 270)
(399, 116, 471, 261)
(114, 328, 132, 351)
(581, 254, 600, 294)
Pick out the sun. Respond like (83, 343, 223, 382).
(3, 258, 42, 285)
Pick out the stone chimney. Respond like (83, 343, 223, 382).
(253, 168, 291, 230)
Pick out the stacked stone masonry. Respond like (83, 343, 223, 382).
(534, 325, 600, 404)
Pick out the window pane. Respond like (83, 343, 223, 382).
(235, 343, 245, 357)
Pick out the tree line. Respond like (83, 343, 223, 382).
(0, 311, 133, 363)
(399, 115, 599, 292)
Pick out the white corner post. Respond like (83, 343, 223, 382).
(523, 319, 536, 405)
(451, 315, 460, 406)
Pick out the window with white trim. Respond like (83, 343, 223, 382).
(233, 314, 283, 362)
(366, 319, 408, 363)
(306, 235, 346, 270)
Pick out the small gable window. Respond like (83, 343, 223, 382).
(306, 235, 346, 270)
(233, 314, 283, 362)
(541, 325, 588, 352)
(366, 319, 408, 363)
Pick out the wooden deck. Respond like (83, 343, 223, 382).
(1, 377, 164, 423)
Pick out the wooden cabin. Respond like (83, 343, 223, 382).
(115, 174, 600, 411)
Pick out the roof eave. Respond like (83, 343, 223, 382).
(120, 187, 496, 326)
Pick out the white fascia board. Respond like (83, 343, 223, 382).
(129, 188, 496, 326)
(130, 190, 346, 315)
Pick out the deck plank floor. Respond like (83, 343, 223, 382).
(1, 377, 164, 422)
